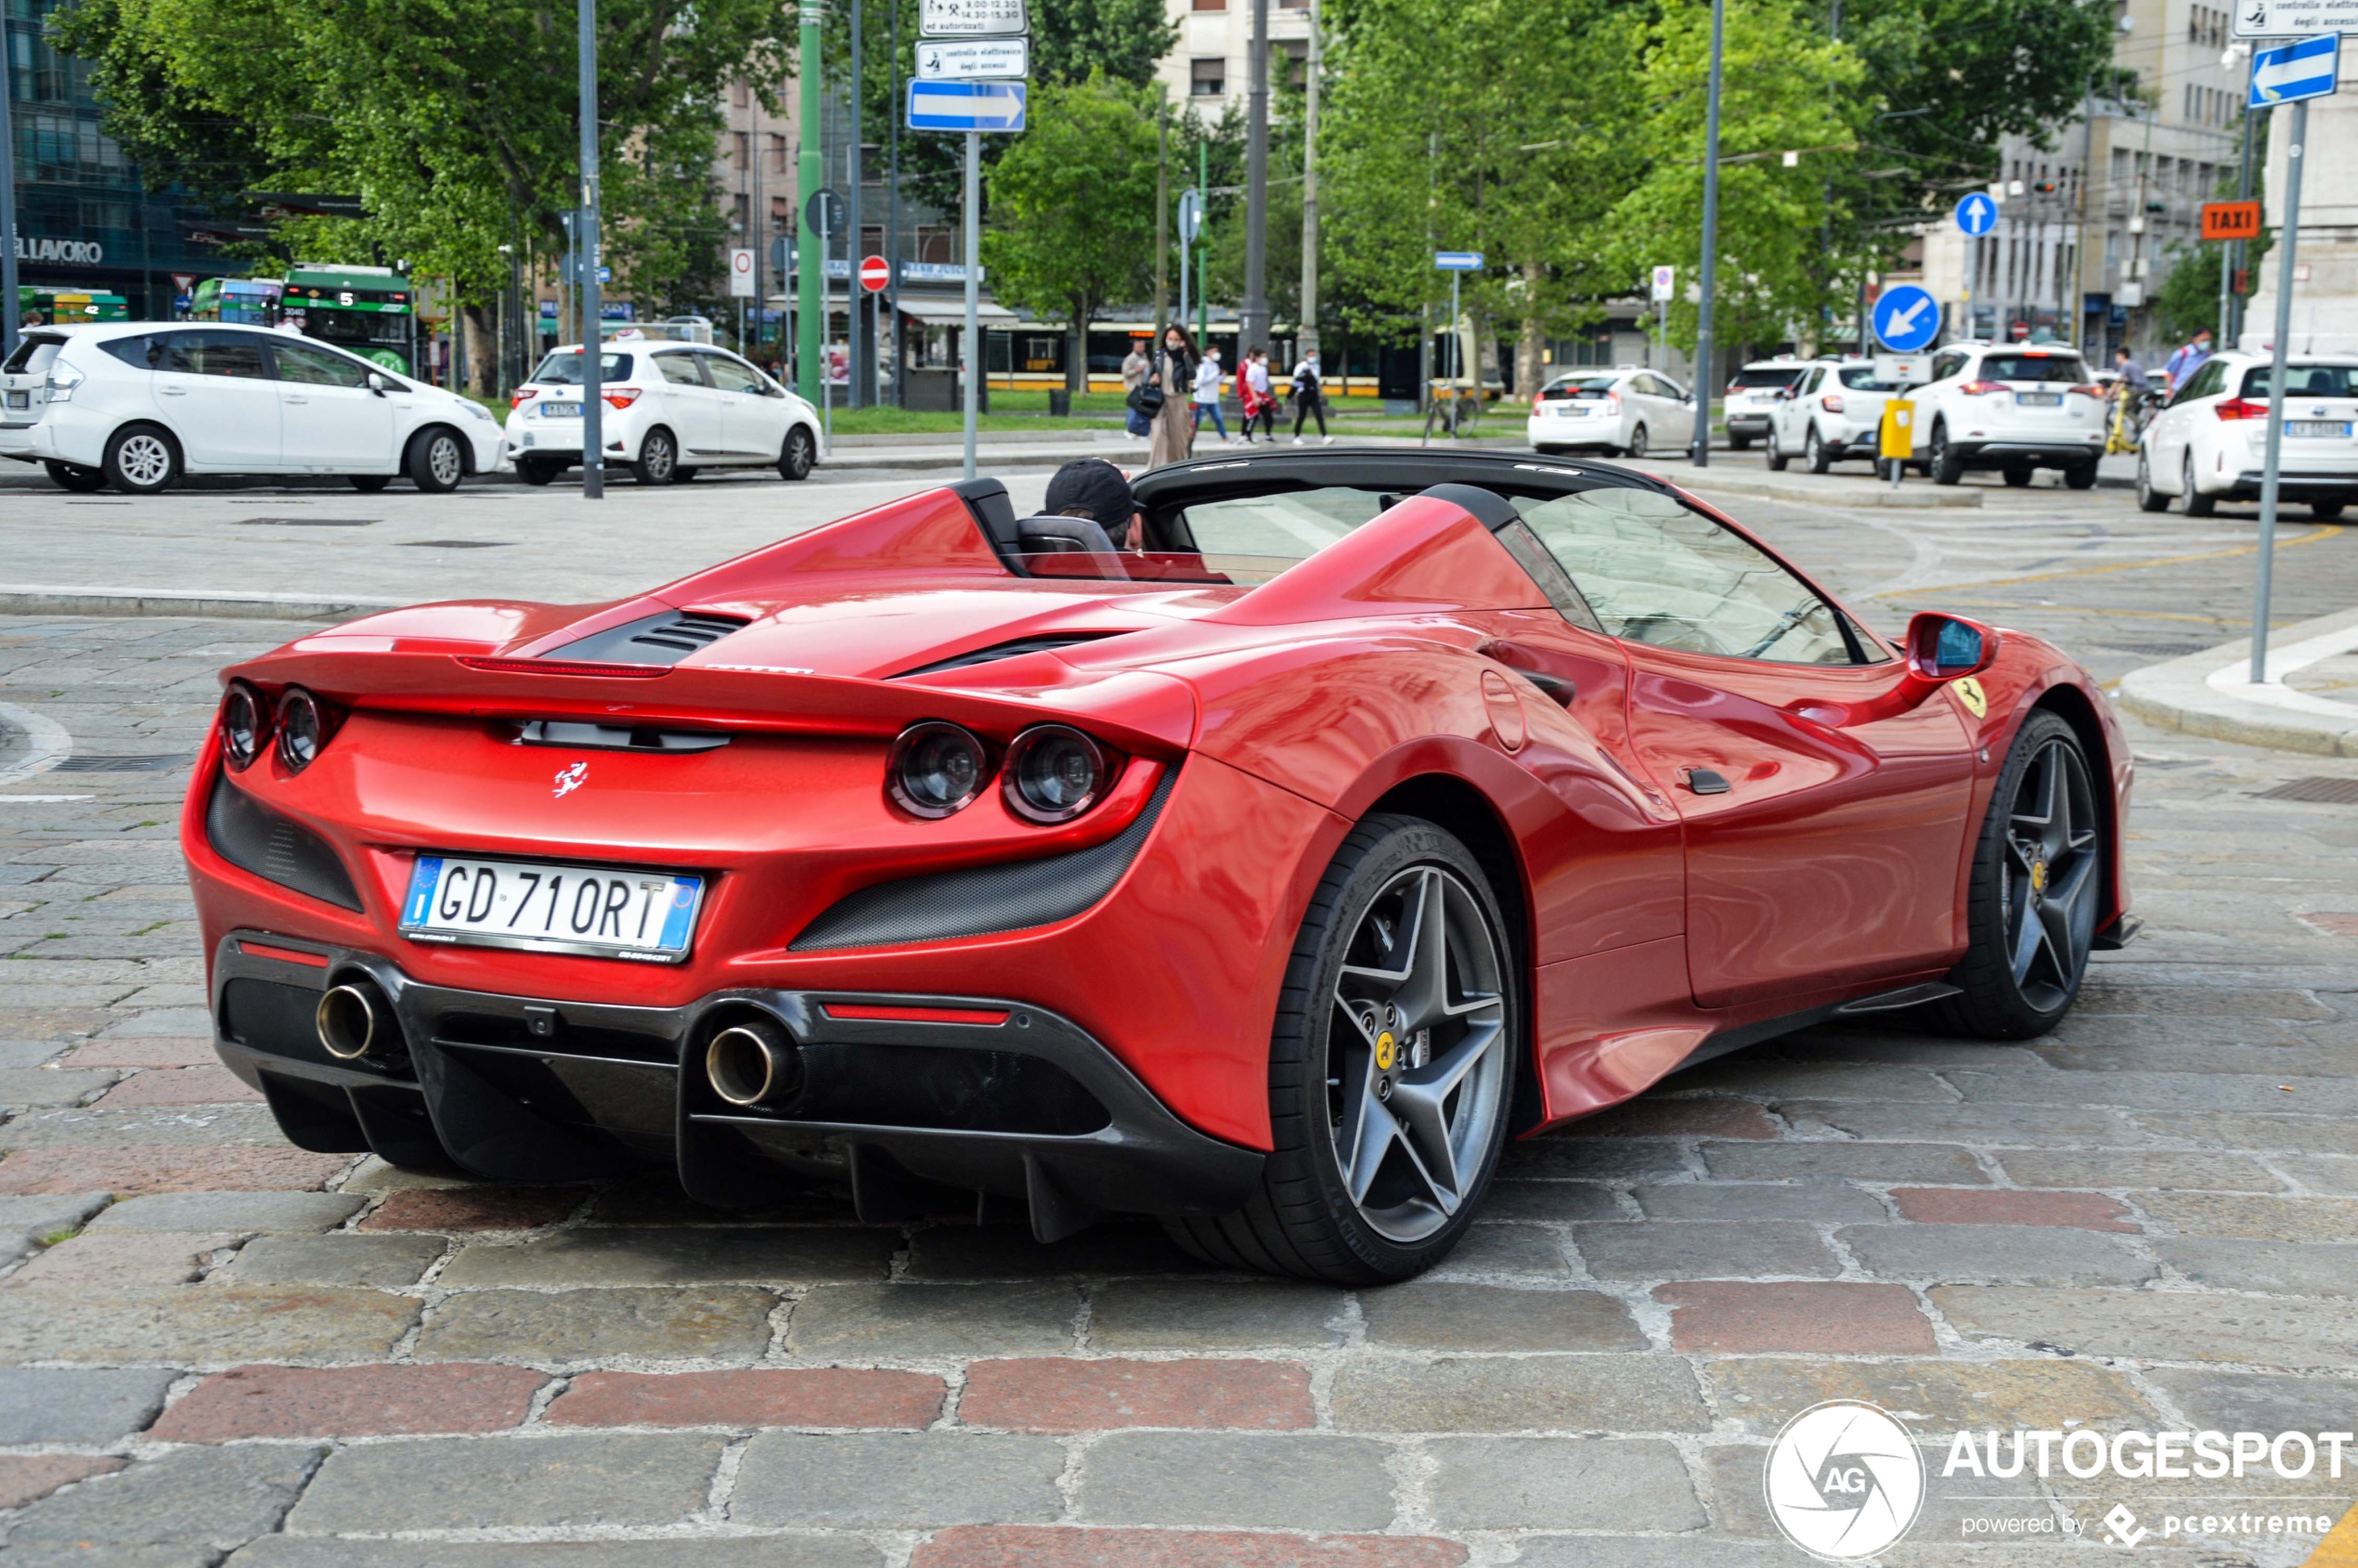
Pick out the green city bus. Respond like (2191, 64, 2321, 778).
(16, 286, 130, 326)
(188, 278, 284, 326)
(279, 264, 418, 374)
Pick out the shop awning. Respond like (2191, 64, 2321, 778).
(895, 298, 1020, 324)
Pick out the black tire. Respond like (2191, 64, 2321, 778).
(2002, 465, 2033, 488)
(1929, 421, 1964, 486)
(2313, 498, 2345, 521)
(42, 460, 107, 493)
(350, 474, 393, 493)
(1626, 423, 1649, 460)
(630, 427, 680, 486)
(2063, 461, 2098, 491)
(1766, 430, 1789, 471)
(1533, 444, 1562, 457)
(406, 427, 465, 494)
(1928, 710, 2104, 1040)
(1161, 814, 1519, 1284)
(673, 467, 699, 484)
(517, 457, 561, 486)
(778, 424, 817, 482)
(1805, 425, 1832, 474)
(103, 423, 179, 495)
(2135, 447, 2170, 512)
(1730, 434, 1751, 451)
(2183, 451, 2216, 517)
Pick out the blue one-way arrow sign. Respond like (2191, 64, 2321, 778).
(1872, 284, 1940, 353)
(1954, 191, 1998, 237)
(908, 80, 1028, 132)
(1433, 252, 1484, 271)
(2251, 35, 2339, 109)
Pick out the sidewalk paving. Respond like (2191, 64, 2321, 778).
(2119, 605, 2358, 756)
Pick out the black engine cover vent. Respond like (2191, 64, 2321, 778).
(545, 609, 752, 666)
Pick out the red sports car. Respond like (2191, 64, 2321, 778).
(181, 450, 2134, 1283)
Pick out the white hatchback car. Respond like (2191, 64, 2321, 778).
(1721, 359, 1808, 450)
(1764, 360, 1904, 473)
(0, 323, 504, 494)
(505, 341, 823, 486)
(1525, 368, 1693, 459)
(1906, 342, 2105, 486)
(2136, 353, 2358, 519)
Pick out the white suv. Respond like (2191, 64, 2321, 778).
(1525, 367, 1693, 459)
(1765, 360, 1904, 473)
(2136, 353, 2358, 519)
(0, 323, 504, 493)
(1721, 359, 1808, 450)
(1907, 343, 2105, 486)
(505, 340, 822, 486)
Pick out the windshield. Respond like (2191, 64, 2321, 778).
(1978, 354, 2087, 383)
(1540, 376, 1619, 400)
(2238, 364, 2358, 398)
(1835, 367, 1899, 391)
(1730, 368, 1805, 390)
(531, 351, 634, 385)
(2, 335, 64, 377)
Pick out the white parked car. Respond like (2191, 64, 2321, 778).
(1905, 342, 2105, 486)
(1764, 360, 1904, 473)
(0, 323, 504, 494)
(2136, 353, 2358, 519)
(506, 339, 823, 486)
(1721, 359, 1808, 450)
(1525, 367, 1693, 459)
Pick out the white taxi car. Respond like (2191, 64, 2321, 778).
(1907, 343, 2105, 486)
(1764, 359, 1904, 473)
(1721, 358, 1808, 450)
(0, 322, 503, 493)
(2136, 353, 2358, 519)
(506, 340, 823, 485)
(1525, 367, 1692, 459)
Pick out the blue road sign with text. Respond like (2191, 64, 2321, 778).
(1872, 284, 1939, 353)
(2251, 35, 2339, 109)
(1433, 252, 1484, 271)
(907, 81, 1027, 132)
(1954, 191, 1998, 237)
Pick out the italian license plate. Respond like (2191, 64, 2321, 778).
(5, 392, 26, 409)
(399, 855, 704, 963)
(540, 401, 583, 418)
(2015, 392, 2063, 407)
(2289, 421, 2351, 438)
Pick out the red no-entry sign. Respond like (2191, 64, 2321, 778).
(859, 256, 892, 293)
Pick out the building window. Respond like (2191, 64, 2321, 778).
(732, 193, 750, 235)
(770, 134, 788, 174)
(732, 81, 749, 108)
(771, 196, 793, 235)
(1281, 39, 1307, 84)
(734, 132, 749, 171)
(1191, 57, 1225, 94)
(1192, 0, 1225, 11)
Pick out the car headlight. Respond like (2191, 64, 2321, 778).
(1004, 725, 1109, 823)
(45, 365, 84, 404)
(275, 688, 339, 773)
(460, 400, 498, 423)
(887, 721, 988, 818)
(220, 681, 270, 771)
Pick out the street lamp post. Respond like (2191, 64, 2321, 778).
(1299, 0, 1320, 360)
(577, 0, 604, 499)
(0, 1, 18, 364)
(1689, 0, 1726, 467)
(1239, 0, 1270, 356)
(797, 0, 823, 406)
(849, 0, 865, 408)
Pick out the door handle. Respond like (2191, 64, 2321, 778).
(158, 386, 187, 396)
(284, 396, 309, 405)
(1684, 768, 1732, 795)
(1477, 641, 1576, 706)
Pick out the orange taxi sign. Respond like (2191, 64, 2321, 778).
(2202, 201, 2261, 241)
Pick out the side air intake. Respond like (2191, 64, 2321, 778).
(544, 610, 752, 666)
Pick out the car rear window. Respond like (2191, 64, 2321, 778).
(1835, 367, 1899, 391)
(1540, 377, 1619, 400)
(2239, 364, 2358, 398)
(2, 334, 65, 376)
(99, 335, 162, 369)
(1978, 354, 2087, 383)
(1730, 368, 1805, 389)
(530, 351, 633, 384)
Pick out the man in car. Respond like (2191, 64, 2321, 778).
(1044, 458, 1146, 549)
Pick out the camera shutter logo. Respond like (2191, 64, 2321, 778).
(1763, 1400, 1926, 1560)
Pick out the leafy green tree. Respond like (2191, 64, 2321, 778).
(980, 72, 1161, 395)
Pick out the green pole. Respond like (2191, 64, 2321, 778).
(1197, 139, 1210, 346)
(797, 0, 823, 405)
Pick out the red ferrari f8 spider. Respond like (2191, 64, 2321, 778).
(182, 450, 2135, 1282)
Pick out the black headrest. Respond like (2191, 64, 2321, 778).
(1016, 513, 1120, 555)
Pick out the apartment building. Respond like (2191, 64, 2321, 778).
(1156, 0, 1314, 113)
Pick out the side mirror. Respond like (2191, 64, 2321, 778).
(365, 372, 390, 396)
(1906, 612, 1998, 681)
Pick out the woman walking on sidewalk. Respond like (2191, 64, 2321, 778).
(1191, 347, 1233, 445)
(1290, 348, 1332, 444)
(1148, 326, 1199, 469)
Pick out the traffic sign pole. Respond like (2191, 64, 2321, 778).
(797, 0, 823, 407)
(2253, 97, 2310, 687)
(1691, 0, 1726, 468)
(577, 0, 603, 499)
(964, 129, 979, 482)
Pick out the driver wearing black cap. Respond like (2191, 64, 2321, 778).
(1043, 459, 1146, 550)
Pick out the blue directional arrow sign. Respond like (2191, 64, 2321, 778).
(1872, 284, 1940, 353)
(1434, 252, 1484, 271)
(1954, 191, 1998, 238)
(907, 80, 1028, 133)
(2250, 35, 2339, 109)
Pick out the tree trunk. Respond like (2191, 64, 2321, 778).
(461, 304, 497, 400)
(1517, 260, 1548, 397)
(1067, 305, 1087, 399)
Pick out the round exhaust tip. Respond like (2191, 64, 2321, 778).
(706, 1019, 802, 1108)
(316, 982, 384, 1062)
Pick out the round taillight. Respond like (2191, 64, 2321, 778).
(887, 721, 988, 818)
(221, 682, 268, 771)
(1004, 725, 1109, 823)
(277, 688, 327, 773)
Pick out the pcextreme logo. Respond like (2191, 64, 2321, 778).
(1764, 1401, 1927, 1561)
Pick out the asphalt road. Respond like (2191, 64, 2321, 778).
(0, 473, 2352, 1565)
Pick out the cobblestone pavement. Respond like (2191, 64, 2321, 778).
(0, 487, 2354, 1566)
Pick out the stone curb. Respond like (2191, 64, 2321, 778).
(2117, 604, 2358, 756)
(0, 588, 403, 624)
(1626, 464, 1985, 509)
